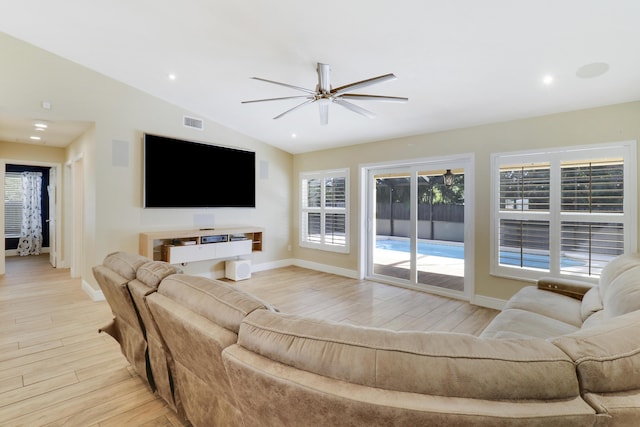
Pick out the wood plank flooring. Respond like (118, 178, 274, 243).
(1, 254, 499, 426)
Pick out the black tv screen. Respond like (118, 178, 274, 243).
(143, 133, 256, 208)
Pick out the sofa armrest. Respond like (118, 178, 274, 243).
(537, 277, 594, 300)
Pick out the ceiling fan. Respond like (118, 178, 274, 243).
(242, 63, 408, 125)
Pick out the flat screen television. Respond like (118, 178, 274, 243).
(143, 133, 256, 208)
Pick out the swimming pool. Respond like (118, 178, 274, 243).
(375, 238, 584, 269)
(376, 238, 464, 259)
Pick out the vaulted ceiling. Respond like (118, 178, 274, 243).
(1, 1, 639, 154)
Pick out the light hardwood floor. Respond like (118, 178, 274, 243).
(1, 254, 499, 426)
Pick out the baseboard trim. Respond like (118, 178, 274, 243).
(292, 259, 359, 279)
(237, 258, 358, 279)
(253, 259, 294, 272)
(472, 294, 506, 311)
(82, 279, 105, 301)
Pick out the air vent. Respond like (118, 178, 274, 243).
(183, 116, 204, 130)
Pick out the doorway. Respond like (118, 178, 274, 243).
(1, 160, 62, 275)
(362, 155, 474, 300)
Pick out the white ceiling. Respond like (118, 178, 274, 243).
(0, 114, 92, 148)
(1, 1, 639, 154)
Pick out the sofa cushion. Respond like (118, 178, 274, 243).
(503, 286, 583, 327)
(136, 260, 182, 290)
(238, 309, 580, 401)
(598, 252, 640, 298)
(602, 265, 640, 318)
(157, 274, 273, 334)
(580, 286, 604, 322)
(581, 310, 605, 330)
(552, 309, 640, 394)
(480, 308, 580, 339)
(102, 251, 151, 280)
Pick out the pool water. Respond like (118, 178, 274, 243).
(376, 239, 464, 259)
(376, 239, 584, 269)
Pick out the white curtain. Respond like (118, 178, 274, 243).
(17, 172, 43, 256)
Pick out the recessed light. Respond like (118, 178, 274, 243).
(34, 123, 48, 129)
(168, 73, 177, 81)
(30, 136, 41, 140)
(291, 133, 297, 139)
(543, 75, 554, 85)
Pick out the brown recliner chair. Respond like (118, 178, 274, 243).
(92, 251, 152, 388)
(146, 273, 276, 427)
(127, 260, 183, 414)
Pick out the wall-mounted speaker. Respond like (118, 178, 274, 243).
(225, 259, 251, 281)
(260, 160, 269, 179)
(112, 140, 129, 167)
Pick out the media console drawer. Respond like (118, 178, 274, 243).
(164, 239, 252, 264)
(216, 240, 252, 258)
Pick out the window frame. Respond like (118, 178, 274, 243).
(4, 171, 23, 238)
(300, 168, 350, 254)
(490, 141, 637, 282)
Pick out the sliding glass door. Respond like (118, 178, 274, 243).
(365, 156, 473, 299)
(372, 168, 414, 281)
(414, 168, 465, 292)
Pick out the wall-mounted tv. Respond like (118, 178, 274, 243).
(143, 133, 255, 208)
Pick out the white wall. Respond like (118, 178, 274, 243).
(293, 101, 640, 301)
(0, 32, 293, 291)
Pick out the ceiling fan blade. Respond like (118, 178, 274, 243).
(333, 98, 376, 119)
(332, 73, 397, 96)
(242, 95, 313, 104)
(317, 63, 331, 94)
(273, 98, 316, 120)
(339, 94, 408, 103)
(318, 101, 329, 126)
(250, 77, 317, 95)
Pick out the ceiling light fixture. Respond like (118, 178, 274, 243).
(34, 122, 48, 129)
(168, 73, 177, 80)
(543, 75, 554, 85)
(29, 136, 41, 140)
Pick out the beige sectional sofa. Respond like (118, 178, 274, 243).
(94, 251, 640, 426)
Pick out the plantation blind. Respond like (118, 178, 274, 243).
(4, 172, 23, 237)
(498, 164, 550, 270)
(559, 159, 624, 276)
(300, 170, 349, 253)
(491, 142, 635, 281)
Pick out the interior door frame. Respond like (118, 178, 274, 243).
(359, 153, 475, 301)
(0, 159, 63, 274)
(48, 167, 57, 267)
(66, 155, 84, 278)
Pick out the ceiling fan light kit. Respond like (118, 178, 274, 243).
(242, 63, 408, 125)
